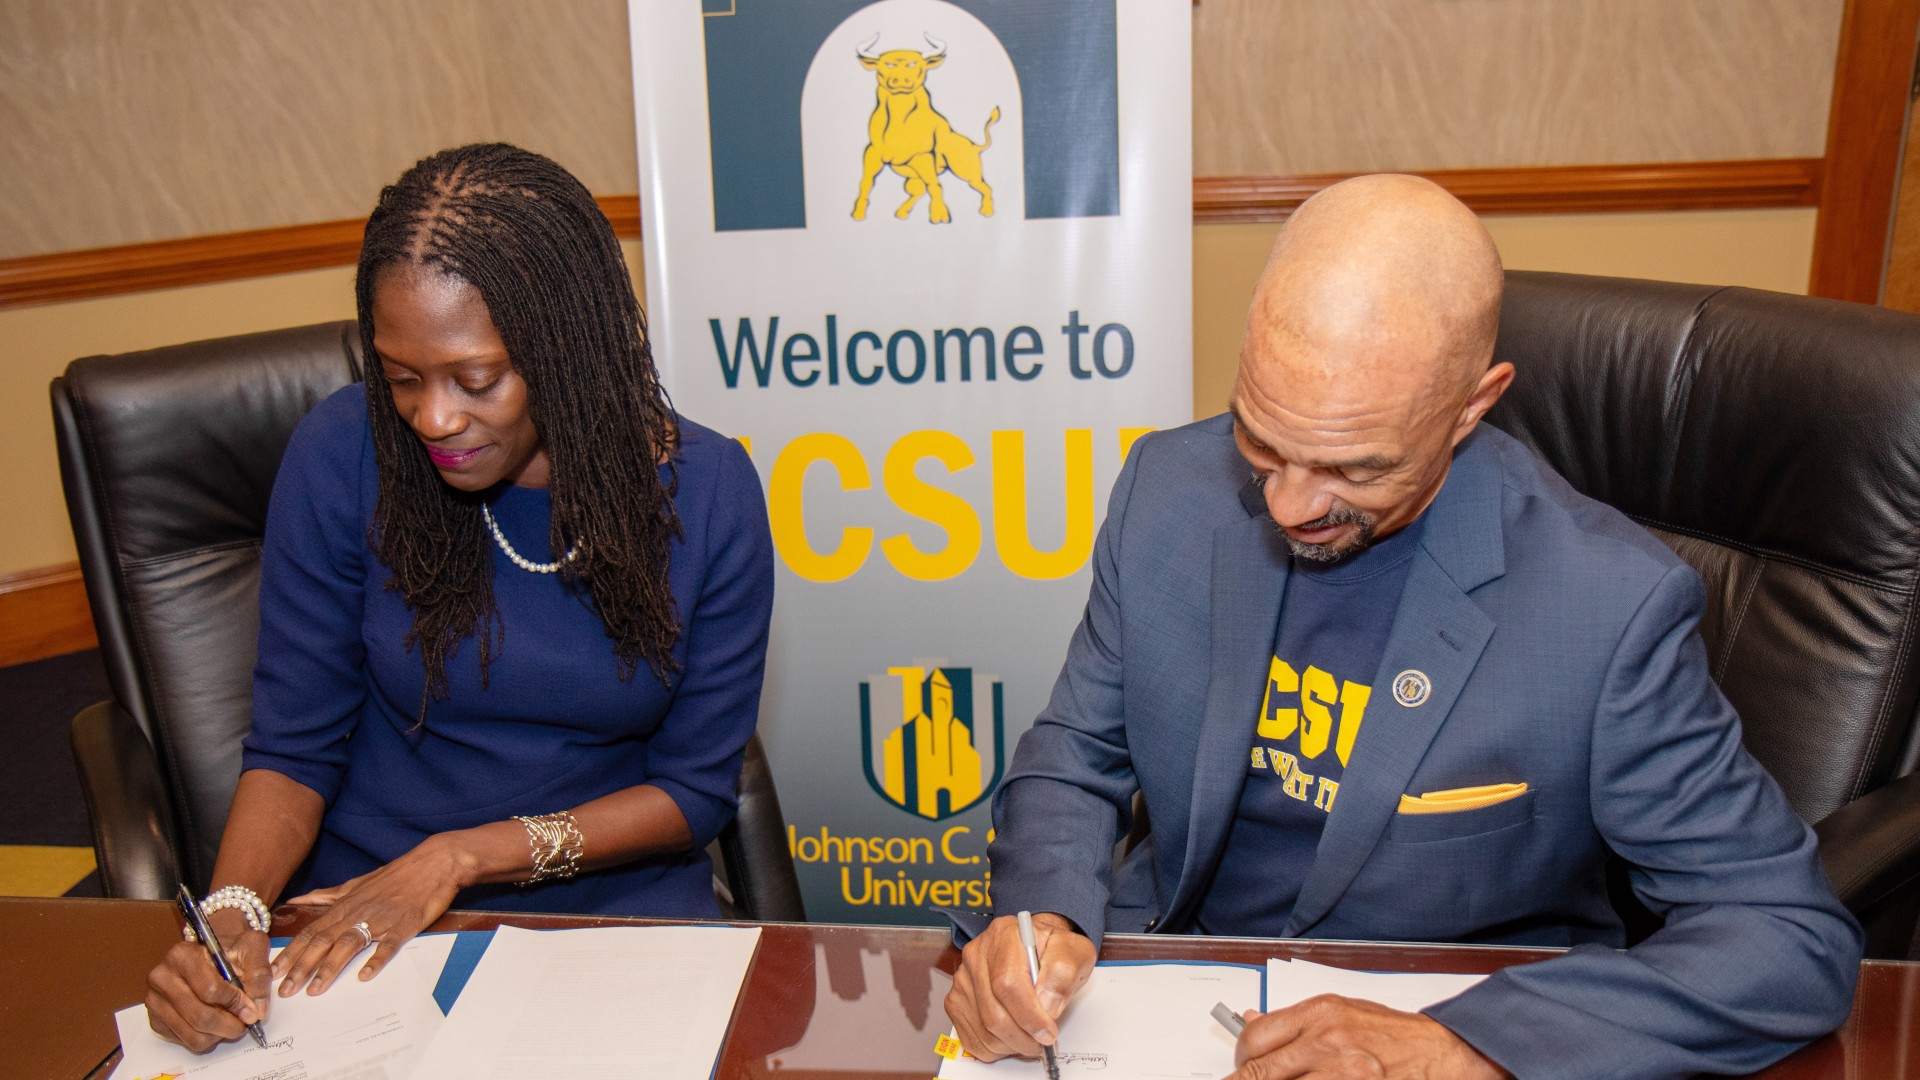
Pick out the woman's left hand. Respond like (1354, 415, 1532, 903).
(273, 833, 472, 997)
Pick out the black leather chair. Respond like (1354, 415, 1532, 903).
(52, 321, 805, 922)
(1489, 271, 1920, 958)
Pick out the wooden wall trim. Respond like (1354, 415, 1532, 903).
(0, 562, 97, 667)
(1809, 0, 1920, 303)
(1194, 159, 1824, 224)
(0, 167, 1817, 309)
(0, 218, 370, 310)
(0, 195, 645, 311)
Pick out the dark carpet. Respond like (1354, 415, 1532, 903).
(0, 648, 110, 895)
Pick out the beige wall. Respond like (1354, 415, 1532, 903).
(1190, 209, 1817, 421)
(1194, 0, 1843, 175)
(2, 0, 1843, 259)
(0, 0, 1840, 574)
(2, 216, 1816, 576)
(0, 0, 637, 258)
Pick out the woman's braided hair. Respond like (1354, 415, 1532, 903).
(355, 143, 683, 711)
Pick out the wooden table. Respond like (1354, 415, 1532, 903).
(5, 897, 1914, 1078)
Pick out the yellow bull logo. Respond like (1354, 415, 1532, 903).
(851, 34, 999, 224)
(861, 665, 1005, 821)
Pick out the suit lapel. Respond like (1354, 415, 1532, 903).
(1283, 554, 1494, 933)
(1284, 427, 1508, 935)
(1164, 510, 1290, 924)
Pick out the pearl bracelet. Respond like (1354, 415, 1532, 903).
(180, 884, 272, 942)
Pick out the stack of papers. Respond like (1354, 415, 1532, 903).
(1264, 957, 1485, 1014)
(109, 925, 761, 1080)
(409, 924, 760, 1078)
(938, 956, 1488, 1079)
(111, 935, 455, 1080)
(938, 962, 1261, 1079)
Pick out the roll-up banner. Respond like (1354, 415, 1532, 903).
(630, 0, 1192, 925)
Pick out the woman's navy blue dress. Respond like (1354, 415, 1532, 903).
(240, 384, 774, 918)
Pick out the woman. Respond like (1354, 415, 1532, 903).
(144, 143, 774, 1051)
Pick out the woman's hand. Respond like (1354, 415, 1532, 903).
(145, 907, 270, 1053)
(274, 832, 474, 997)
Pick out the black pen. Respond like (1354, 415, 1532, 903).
(176, 883, 269, 1049)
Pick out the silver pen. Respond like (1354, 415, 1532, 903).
(1016, 911, 1062, 1080)
(1212, 1000, 1247, 1037)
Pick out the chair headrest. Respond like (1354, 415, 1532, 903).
(60, 321, 363, 564)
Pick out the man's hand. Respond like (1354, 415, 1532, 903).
(944, 913, 1096, 1061)
(1230, 995, 1509, 1080)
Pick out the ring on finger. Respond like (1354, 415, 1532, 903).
(349, 921, 375, 949)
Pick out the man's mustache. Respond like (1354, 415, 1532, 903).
(1288, 506, 1371, 531)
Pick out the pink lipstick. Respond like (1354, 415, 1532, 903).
(426, 444, 485, 469)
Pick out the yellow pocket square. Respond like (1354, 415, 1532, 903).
(1397, 782, 1529, 815)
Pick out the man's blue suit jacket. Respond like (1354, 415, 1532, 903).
(981, 415, 1862, 1079)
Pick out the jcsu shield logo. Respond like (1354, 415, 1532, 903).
(860, 665, 1005, 820)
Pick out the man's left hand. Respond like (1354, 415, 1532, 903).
(1230, 995, 1509, 1080)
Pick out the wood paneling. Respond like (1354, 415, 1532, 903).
(0, 172, 1816, 309)
(1881, 107, 1920, 311)
(0, 196, 642, 310)
(1194, 160, 1822, 225)
(0, 219, 368, 310)
(0, 563, 96, 667)
(1810, 0, 1920, 302)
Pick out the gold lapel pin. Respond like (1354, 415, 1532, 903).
(1392, 670, 1432, 708)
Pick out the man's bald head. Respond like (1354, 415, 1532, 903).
(1229, 175, 1514, 562)
(1247, 174, 1504, 408)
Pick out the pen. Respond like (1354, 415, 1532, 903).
(1211, 1000, 1247, 1037)
(1015, 911, 1061, 1080)
(176, 883, 269, 1049)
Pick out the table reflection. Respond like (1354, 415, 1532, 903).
(760, 935, 954, 1073)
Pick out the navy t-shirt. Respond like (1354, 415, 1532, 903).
(1195, 514, 1425, 936)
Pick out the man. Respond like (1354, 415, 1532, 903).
(943, 175, 1861, 1079)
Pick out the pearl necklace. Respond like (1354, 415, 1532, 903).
(482, 503, 579, 574)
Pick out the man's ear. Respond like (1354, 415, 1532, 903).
(1452, 361, 1514, 444)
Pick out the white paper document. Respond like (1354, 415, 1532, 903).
(1264, 957, 1487, 1014)
(406, 924, 761, 1080)
(938, 962, 1262, 1079)
(111, 934, 454, 1080)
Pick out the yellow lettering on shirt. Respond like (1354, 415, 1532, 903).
(1249, 654, 1375, 813)
(1257, 658, 1300, 740)
(1314, 776, 1340, 811)
(1335, 681, 1370, 766)
(1299, 665, 1338, 759)
(1277, 751, 1313, 801)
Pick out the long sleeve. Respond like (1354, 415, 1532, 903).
(983, 437, 1150, 944)
(1427, 564, 1863, 1078)
(643, 436, 775, 850)
(240, 386, 372, 805)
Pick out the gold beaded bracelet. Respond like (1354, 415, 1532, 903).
(514, 810, 584, 884)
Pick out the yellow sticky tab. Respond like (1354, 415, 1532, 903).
(935, 1033, 963, 1060)
(1397, 782, 1528, 814)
